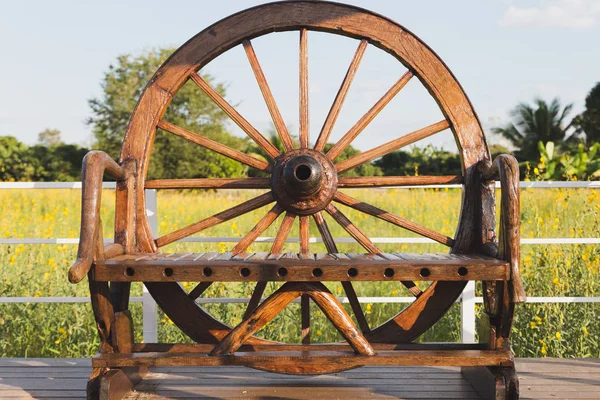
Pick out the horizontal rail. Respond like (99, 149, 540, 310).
(1, 296, 598, 304)
(0, 181, 597, 189)
(1, 237, 598, 245)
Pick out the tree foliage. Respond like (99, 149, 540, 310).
(375, 145, 461, 176)
(492, 98, 576, 161)
(573, 81, 600, 145)
(87, 48, 250, 179)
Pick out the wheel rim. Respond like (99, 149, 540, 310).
(119, 1, 491, 351)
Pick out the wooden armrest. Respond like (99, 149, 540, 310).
(69, 151, 134, 284)
(482, 155, 526, 303)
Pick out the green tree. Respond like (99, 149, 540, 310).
(37, 128, 62, 147)
(0, 136, 41, 181)
(375, 145, 461, 176)
(493, 98, 576, 161)
(87, 48, 250, 179)
(29, 144, 88, 181)
(573, 82, 600, 145)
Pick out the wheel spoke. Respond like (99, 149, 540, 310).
(232, 204, 284, 255)
(271, 213, 296, 253)
(243, 40, 295, 152)
(313, 212, 371, 334)
(324, 204, 380, 254)
(312, 211, 337, 253)
(299, 29, 309, 149)
(326, 70, 413, 161)
(301, 294, 310, 344)
(336, 120, 450, 173)
(315, 40, 367, 152)
(325, 203, 422, 297)
(157, 120, 271, 172)
(243, 281, 267, 319)
(189, 73, 280, 159)
(300, 216, 310, 255)
(333, 191, 454, 246)
(338, 175, 462, 187)
(188, 282, 212, 300)
(155, 192, 274, 247)
(145, 177, 271, 189)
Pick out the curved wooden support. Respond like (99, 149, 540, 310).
(482, 155, 526, 303)
(69, 151, 133, 284)
(211, 281, 375, 356)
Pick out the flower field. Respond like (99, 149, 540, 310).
(0, 187, 598, 358)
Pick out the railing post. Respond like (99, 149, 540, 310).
(461, 281, 476, 343)
(143, 189, 159, 343)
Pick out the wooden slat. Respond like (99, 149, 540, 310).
(155, 192, 274, 247)
(338, 175, 463, 187)
(312, 211, 336, 253)
(145, 177, 270, 189)
(157, 120, 271, 172)
(271, 212, 295, 253)
(243, 40, 295, 152)
(334, 191, 454, 246)
(231, 204, 284, 255)
(299, 28, 309, 149)
(93, 349, 511, 369)
(326, 71, 413, 160)
(336, 120, 450, 173)
(189, 73, 280, 158)
(315, 39, 368, 151)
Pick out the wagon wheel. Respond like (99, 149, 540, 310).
(123, 1, 491, 372)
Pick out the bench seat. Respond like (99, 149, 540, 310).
(93, 252, 509, 282)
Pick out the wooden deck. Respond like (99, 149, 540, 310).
(0, 358, 598, 399)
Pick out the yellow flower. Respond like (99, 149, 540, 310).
(583, 326, 589, 335)
(541, 345, 547, 355)
(552, 277, 559, 285)
(316, 329, 322, 336)
(538, 217, 544, 225)
(534, 167, 540, 175)
(555, 331, 561, 340)
(530, 322, 536, 329)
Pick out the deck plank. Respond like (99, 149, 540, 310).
(0, 358, 597, 399)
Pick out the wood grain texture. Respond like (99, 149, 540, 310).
(299, 216, 310, 254)
(94, 255, 510, 282)
(231, 204, 283, 255)
(315, 40, 367, 152)
(483, 155, 526, 303)
(145, 177, 270, 189)
(271, 212, 295, 253)
(336, 120, 450, 173)
(155, 192, 274, 247)
(333, 191, 454, 246)
(324, 204, 380, 254)
(210, 282, 375, 356)
(243, 40, 295, 152)
(326, 71, 413, 161)
(112, 311, 134, 354)
(244, 282, 267, 319)
(189, 72, 280, 159)
(299, 28, 309, 149)
(338, 175, 463, 187)
(69, 151, 131, 284)
(157, 120, 271, 172)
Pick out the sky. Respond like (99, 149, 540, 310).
(1, 0, 599, 152)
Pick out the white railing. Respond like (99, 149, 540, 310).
(0, 181, 598, 344)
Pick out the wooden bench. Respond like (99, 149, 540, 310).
(69, 2, 526, 399)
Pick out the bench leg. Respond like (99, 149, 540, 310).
(462, 365, 519, 400)
(87, 366, 148, 400)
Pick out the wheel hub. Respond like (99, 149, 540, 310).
(271, 149, 337, 215)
